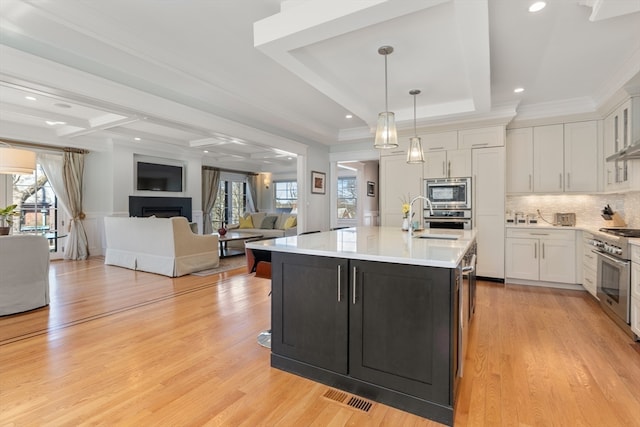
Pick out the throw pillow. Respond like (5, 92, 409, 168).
(283, 216, 297, 229)
(239, 216, 254, 229)
(260, 216, 278, 229)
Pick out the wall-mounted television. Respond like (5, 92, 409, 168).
(136, 161, 183, 192)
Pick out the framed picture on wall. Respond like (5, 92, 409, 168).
(311, 171, 326, 194)
(367, 181, 375, 197)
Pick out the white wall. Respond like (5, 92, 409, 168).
(301, 146, 331, 233)
(82, 140, 204, 255)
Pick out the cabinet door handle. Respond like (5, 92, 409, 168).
(472, 142, 489, 147)
(529, 174, 532, 191)
(559, 173, 563, 189)
(567, 173, 571, 189)
(442, 161, 445, 176)
(352, 266, 357, 305)
(429, 146, 444, 150)
(530, 232, 549, 236)
(542, 242, 545, 259)
(337, 264, 342, 302)
(534, 242, 537, 259)
(448, 161, 451, 178)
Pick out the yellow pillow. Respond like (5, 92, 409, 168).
(283, 216, 297, 229)
(239, 216, 254, 229)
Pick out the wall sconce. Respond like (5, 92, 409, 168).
(0, 145, 36, 175)
(263, 174, 271, 189)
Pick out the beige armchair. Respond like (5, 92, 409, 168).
(104, 216, 219, 277)
(0, 234, 50, 316)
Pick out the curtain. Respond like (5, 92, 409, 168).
(202, 168, 220, 234)
(38, 153, 71, 219)
(246, 174, 258, 213)
(62, 151, 89, 260)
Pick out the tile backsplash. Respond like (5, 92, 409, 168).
(506, 192, 639, 229)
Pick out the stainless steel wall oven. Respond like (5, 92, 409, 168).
(424, 177, 472, 229)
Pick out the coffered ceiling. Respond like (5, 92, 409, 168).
(1, 0, 639, 171)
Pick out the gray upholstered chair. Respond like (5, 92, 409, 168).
(0, 234, 50, 316)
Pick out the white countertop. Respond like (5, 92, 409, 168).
(245, 226, 477, 269)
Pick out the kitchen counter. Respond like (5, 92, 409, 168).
(253, 226, 477, 426)
(245, 226, 477, 269)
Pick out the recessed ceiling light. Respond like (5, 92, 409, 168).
(514, 87, 525, 93)
(134, 137, 141, 141)
(529, 1, 546, 12)
(25, 96, 37, 101)
(45, 120, 66, 126)
(287, 157, 293, 160)
(203, 150, 209, 153)
(345, 114, 353, 119)
(54, 103, 72, 109)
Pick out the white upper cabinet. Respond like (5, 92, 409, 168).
(422, 131, 458, 152)
(506, 128, 534, 193)
(534, 124, 565, 193)
(564, 121, 599, 193)
(604, 98, 634, 192)
(422, 131, 471, 178)
(423, 149, 471, 179)
(458, 126, 505, 149)
(506, 121, 599, 194)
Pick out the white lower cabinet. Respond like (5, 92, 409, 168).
(631, 245, 640, 337)
(505, 228, 577, 285)
(582, 231, 598, 297)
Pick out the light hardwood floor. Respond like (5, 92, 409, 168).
(1, 258, 639, 426)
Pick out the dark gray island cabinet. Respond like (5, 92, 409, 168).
(271, 252, 463, 426)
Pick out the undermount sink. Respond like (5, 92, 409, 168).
(415, 234, 459, 240)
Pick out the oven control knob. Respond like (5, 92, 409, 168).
(590, 240, 604, 248)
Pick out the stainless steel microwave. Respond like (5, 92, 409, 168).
(424, 177, 472, 210)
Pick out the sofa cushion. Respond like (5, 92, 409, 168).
(239, 216, 254, 228)
(260, 215, 278, 229)
(283, 216, 297, 229)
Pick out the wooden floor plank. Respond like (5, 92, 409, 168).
(1, 258, 640, 426)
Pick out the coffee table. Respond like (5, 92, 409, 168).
(216, 231, 264, 258)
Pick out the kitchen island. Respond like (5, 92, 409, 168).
(246, 227, 477, 426)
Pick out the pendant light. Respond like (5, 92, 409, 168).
(406, 89, 425, 164)
(374, 46, 398, 149)
(0, 144, 36, 175)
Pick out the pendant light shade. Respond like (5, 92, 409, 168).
(374, 46, 398, 149)
(0, 147, 36, 175)
(406, 89, 425, 164)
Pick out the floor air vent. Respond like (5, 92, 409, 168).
(323, 389, 348, 403)
(346, 396, 373, 412)
(322, 388, 373, 413)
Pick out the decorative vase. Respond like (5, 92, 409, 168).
(0, 227, 10, 236)
(401, 218, 410, 231)
(218, 224, 227, 236)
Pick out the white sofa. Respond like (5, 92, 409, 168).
(0, 234, 50, 316)
(104, 216, 219, 277)
(227, 212, 297, 238)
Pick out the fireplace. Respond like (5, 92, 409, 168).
(129, 196, 192, 221)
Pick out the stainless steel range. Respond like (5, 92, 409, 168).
(589, 228, 640, 339)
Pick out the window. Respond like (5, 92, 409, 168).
(11, 164, 61, 254)
(274, 181, 297, 213)
(211, 179, 247, 228)
(337, 177, 357, 219)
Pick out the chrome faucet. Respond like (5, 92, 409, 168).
(408, 195, 434, 236)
